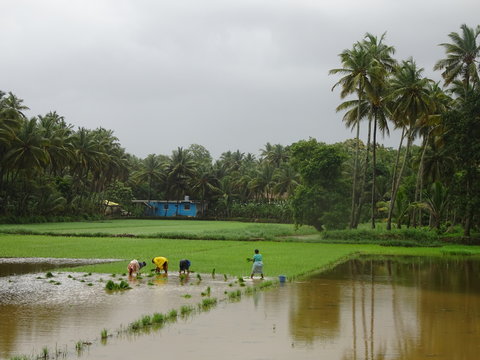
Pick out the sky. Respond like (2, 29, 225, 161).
(1, 0, 479, 159)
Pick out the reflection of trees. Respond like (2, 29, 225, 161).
(288, 277, 341, 344)
(344, 257, 480, 360)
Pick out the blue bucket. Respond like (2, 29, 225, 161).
(278, 275, 286, 283)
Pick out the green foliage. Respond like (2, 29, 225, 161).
(290, 139, 349, 231)
(105, 280, 131, 291)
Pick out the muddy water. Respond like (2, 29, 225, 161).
(2, 257, 480, 360)
(0, 258, 119, 276)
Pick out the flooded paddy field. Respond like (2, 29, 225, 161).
(0, 258, 249, 360)
(2, 256, 480, 359)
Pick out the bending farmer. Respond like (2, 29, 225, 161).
(127, 259, 147, 276)
(179, 259, 191, 274)
(152, 256, 169, 274)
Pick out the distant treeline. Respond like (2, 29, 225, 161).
(0, 24, 479, 236)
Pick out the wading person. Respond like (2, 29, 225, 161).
(248, 249, 264, 279)
(127, 259, 147, 276)
(179, 259, 191, 274)
(152, 256, 169, 274)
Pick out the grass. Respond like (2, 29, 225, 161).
(0, 218, 317, 240)
(1, 219, 480, 279)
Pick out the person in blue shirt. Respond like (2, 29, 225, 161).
(179, 259, 191, 274)
(248, 249, 264, 279)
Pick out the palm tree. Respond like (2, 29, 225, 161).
(165, 147, 196, 201)
(385, 59, 432, 230)
(260, 143, 289, 168)
(190, 165, 220, 216)
(38, 111, 74, 176)
(362, 33, 396, 228)
(273, 164, 300, 198)
(3, 117, 48, 179)
(419, 181, 449, 230)
(133, 154, 165, 201)
(330, 43, 374, 228)
(434, 24, 480, 91)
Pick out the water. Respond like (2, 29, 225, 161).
(1, 256, 480, 359)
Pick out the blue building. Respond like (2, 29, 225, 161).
(132, 197, 203, 217)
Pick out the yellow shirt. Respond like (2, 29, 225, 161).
(153, 257, 168, 268)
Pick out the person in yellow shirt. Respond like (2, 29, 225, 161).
(152, 256, 169, 274)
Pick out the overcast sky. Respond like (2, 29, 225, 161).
(2, 0, 479, 159)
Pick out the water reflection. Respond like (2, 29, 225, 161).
(289, 256, 480, 359)
(2, 256, 480, 360)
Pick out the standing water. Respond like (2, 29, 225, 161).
(1, 256, 480, 359)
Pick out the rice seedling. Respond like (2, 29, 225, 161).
(141, 315, 152, 326)
(224, 274, 228, 281)
(182, 294, 192, 298)
(137, 275, 143, 279)
(105, 280, 131, 291)
(75, 341, 83, 352)
(36, 276, 43, 279)
(147, 281, 154, 286)
(211, 268, 216, 278)
(54, 281, 61, 285)
(152, 312, 165, 324)
(41, 346, 48, 359)
(167, 309, 178, 321)
(199, 297, 217, 310)
(128, 320, 142, 331)
(237, 276, 245, 283)
(239, 282, 246, 287)
(228, 290, 242, 301)
(258, 280, 274, 289)
(45, 272, 54, 278)
(87, 283, 93, 286)
(67, 275, 73, 278)
(196, 273, 202, 281)
(180, 305, 194, 316)
(101, 328, 108, 339)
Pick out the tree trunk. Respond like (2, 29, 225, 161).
(389, 129, 414, 230)
(371, 115, 377, 229)
(354, 118, 372, 228)
(413, 135, 429, 227)
(386, 127, 406, 230)
(350, 120, 361, 229)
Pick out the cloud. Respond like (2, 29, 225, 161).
(1, 0, 479, 158)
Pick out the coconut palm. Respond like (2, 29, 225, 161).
(434, 24, 480, 90)
(260, 143, 289, 168)
(133, 154, 166, 201)
(165, 147, 196, 201)
(386, 59, 432, 230)
(330, 43, 375, 228)
(190, 165, 220, 216)
(361, 33, 396, 228)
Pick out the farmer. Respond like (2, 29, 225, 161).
(127, 259, 147, 276)
(248, 249, 264, 279)
(179, 259, 191, 274)
(152, 256, 169, 274)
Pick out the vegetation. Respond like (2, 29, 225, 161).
(1, 24, 479, 238)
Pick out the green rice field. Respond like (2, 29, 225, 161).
(1, 219, 480, 278)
